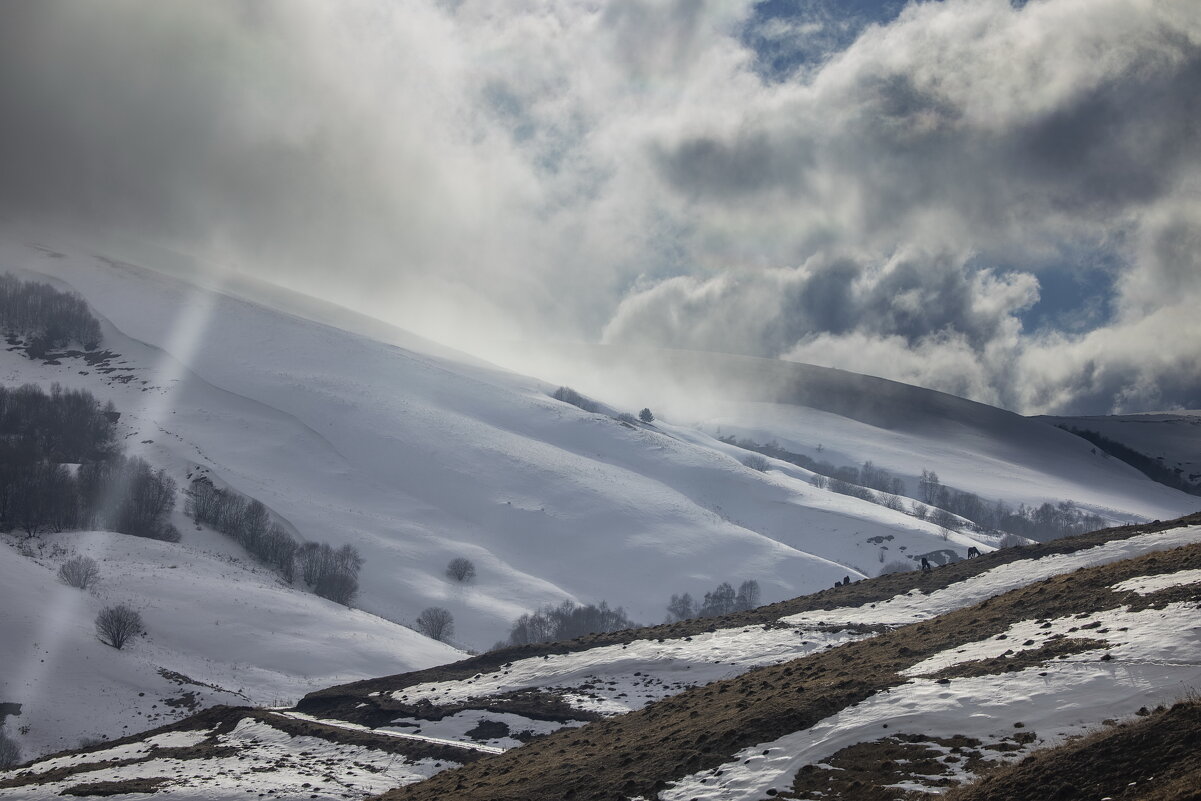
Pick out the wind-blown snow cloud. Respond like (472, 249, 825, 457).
(0, 0, 1198, 413)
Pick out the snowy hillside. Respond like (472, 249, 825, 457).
(3, 515, 1198, 799)
(0, 530, 460, 758)
(1042, 411, 1201, 495)
(0, 230, 1039, 649)
(511, 344, 1198, 525)
(0, 227, 1196, 764)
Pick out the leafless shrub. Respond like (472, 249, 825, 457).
(95, 604, 143, 649)
(743, 454, 769, 472)
(58, 555, 100, 589)
(415, 607, 454, 642)
(0, 730, 19, 769)
(446, 557, 476, 582)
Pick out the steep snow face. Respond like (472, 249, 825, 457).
(1041, 411, 1201, 493)
(0, 231, 1011, 654)
(0, 532, 461, 758)
(695, 401, 1195, 526)
(511, 346, 1199, 526)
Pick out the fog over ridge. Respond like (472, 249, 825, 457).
(1, 0, 1198, 414)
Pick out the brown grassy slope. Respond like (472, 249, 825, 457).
(302, 513, 1201, 721)
(374, 538, 1201, 801)
(946, 699, 1201, 801)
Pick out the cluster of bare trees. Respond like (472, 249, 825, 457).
(915, 470, 1104, 541)
(666, 579, 761, 622)
(551, 386, 599, 413)
(502, 599, 635, 648)
(0, 385, 177, 540)
(186, 477, 361, 605)
(0, 274, 102, 354)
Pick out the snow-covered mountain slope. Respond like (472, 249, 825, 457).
(1042, 411, 1201, 494)
(0, 529, 460, 759)
(0, 230, 1039, 652)
(511, 344, 1199, 524)
(4, 515, 1198, 800)
(0, 227, 1195, 764)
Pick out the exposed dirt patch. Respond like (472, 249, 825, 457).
(783, 733, 1005, 801)
(353, 688, 605, 729)
(924, 637, 1109, 680)
(464, 720, 511, 741)
(251, 712, 486, 765)
(60, 777, 171, 796)
(947, 699, 1201, 801)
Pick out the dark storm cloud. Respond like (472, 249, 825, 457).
(1, 0, 1199, 414)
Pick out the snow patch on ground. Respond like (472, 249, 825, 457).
(661, 600, 1201, 801)
(1112, 568, 1201, 596)
(386, 623, 870, 715)
(783, 527, 1201, 628)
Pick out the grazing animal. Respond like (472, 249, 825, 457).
(967, 546, 981, 558)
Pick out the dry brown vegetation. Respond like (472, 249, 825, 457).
(946, 699, 1201, 801)
(373, 533, 1201, 801)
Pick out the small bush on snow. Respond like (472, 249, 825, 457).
(58, 555, 100, 589)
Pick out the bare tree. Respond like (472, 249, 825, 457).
(930, 508, 958, 538)
(415, 607, 454, 642)
(446, 557, 476, 582)
(666, 592, 696, 622)
(734, 579, 761, 611)
(58, 556, 100, 589)
(0, 730, 19, 769)
(95, 604, 143, 649)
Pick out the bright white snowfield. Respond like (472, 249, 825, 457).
(0, 531, 460, 757)
(0, 227, 1196, 764)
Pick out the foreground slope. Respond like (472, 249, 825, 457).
(4, 514, 1198, 799)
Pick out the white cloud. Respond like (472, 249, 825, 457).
(1, 0, 1198, 413)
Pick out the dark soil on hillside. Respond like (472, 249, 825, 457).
(373, 538, 1201, 801)
(947, 699, 1201, 801)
